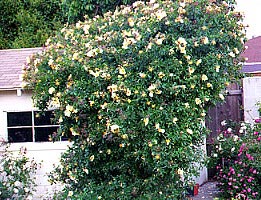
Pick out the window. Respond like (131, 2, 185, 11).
(7, 111, 59, 143)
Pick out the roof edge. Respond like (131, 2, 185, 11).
(0, 87, 22, 91)
(244, 62, 261, 66)
(0, 47, 43, 52)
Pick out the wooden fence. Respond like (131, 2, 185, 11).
(205, 83, 243, 178)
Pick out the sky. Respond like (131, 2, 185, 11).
(236, 0, 261, 38)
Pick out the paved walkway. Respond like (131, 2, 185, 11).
(192, 181, 219, 200)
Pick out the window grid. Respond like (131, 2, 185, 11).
(7, 111, 59, 143)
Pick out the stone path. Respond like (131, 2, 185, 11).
(192, 181, 219, 200)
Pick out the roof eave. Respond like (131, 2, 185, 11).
(0, 87, 22, 91)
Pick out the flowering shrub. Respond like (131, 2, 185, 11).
(0, 143, 41, 200)
(209, 120, 261, 199)
(23, 0, 246, 198)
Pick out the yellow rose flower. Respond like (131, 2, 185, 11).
(188, 67, 195, 74)
(48, 87, 55, 94)
(72, 52, 79, 60)
(127, 17, 134, 27)
(111, 124, 120, 134)
(201, 74, 208, 81)
(70, 128, 79, 136)
(219, 93, 225, 100)
(175, 15, 184, 23)
(126, 88, 131, 96)
(121, 134, 128, 140)
(158, 128, 165, 133)
(215, 65, 220, 72)
(196, 59, 202, 66)
(139, 73, 146, 78)
(186, 128, 193, 134)
(173, 117, 178, 123)
(158, 72, 165, 79)
(107, 149, 111, 155)
(177, 169, 184, 175)
(207, 83, 213, 88)
(89, 101, 95, 106)
(201, 26, 207, 30)
(89, 155, 95, 162)
(119, 66, 126, 75)
(68, 191, 73, 197)
(201, 36, 209, 44)
(155, 38, 163, 45)
(155, 10, 167, 20)
(143, 117, 149, 126)
(195, 98, 201, 105)
(229, 52, 235, 58)
(148, 67, 154, 72)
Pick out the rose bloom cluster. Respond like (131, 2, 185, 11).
(210, 120, 261, 199)
(23, 0, 246, 198)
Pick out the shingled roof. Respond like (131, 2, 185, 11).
(241, 36, 261, 74)
(0, 36, 260, 90)
(241, 36, 261, 63)
(0, 48, 42, 90)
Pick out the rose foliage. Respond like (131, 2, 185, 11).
(0, 143, 40, 199)
(23, 0, 246, 199)
(209, 120, 261, 199)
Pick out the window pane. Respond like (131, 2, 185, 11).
(8, 128, 33, 143)
(34, 111, 56, 126)
(35, 127, 58, 142)
(7, 112, 32, 127)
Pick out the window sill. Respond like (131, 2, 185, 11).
(1, 141, 72, 152)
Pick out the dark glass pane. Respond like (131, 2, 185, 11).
(35, 127, 58, 142)
(34, 111, 56, 126)
(61, 132, 73, 141)
(7, 112, 32, 127)
(8, 128, 32, 143)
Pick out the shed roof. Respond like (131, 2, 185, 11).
(241, 36, 261, 74)
(0, 48, 42, 90)
(0, 36, 261, 90)
(241, 36, 261, 63)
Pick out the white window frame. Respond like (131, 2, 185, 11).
(7, 110, 60, 143)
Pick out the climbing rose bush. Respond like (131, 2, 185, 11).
(0, 143, 40, 200)
(23, 0, 246, 198)
(209, 120, 261, 199)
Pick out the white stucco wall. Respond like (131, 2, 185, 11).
(243, 77, 261, 123)
(193, 138, 208, 185)
(0, 90, 69, 199)
(0, 89, 208, 198)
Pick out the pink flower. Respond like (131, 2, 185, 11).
(254, 118, 261, 123)
(246, 153, 254, 161)
(239, 143, 246, 152)
(247, 188, 251, 193)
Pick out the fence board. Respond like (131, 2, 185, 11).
(205, 84, 243, 178)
